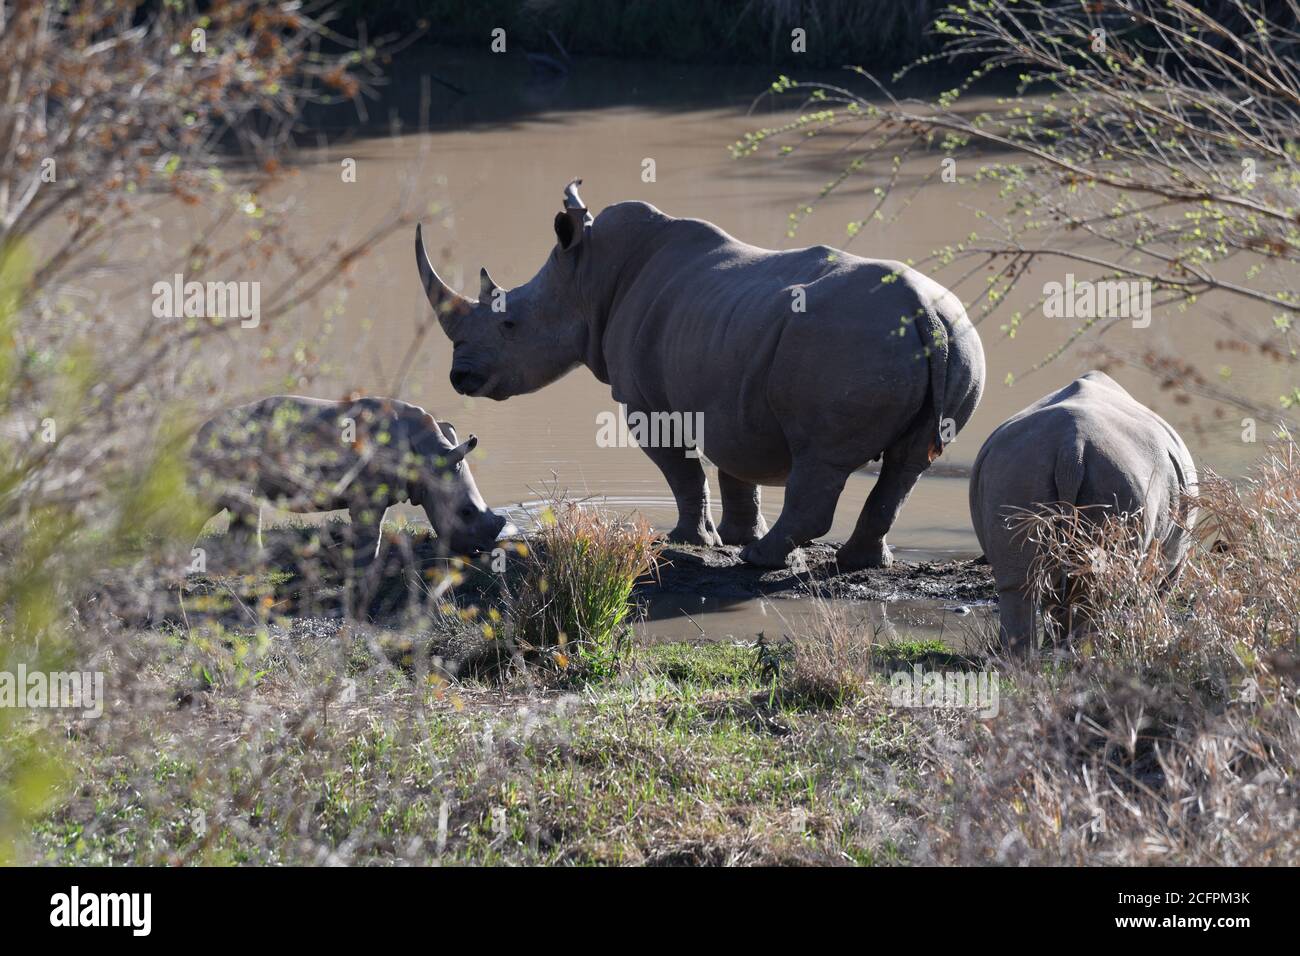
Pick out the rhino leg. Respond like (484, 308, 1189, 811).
(997, 586, 1036, 653)
(345, 502, 384, 574)
(220, 497, 263, 555)
(642, 445, 722, 546)
(717, 471, 768, 545)
(740, 458, 848, 567)
(837, 440, 929, 570)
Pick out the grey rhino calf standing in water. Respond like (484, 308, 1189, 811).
(969, 371, 1198, 648)
(416, 180, 985, 568)
(190, 395, 505, 568)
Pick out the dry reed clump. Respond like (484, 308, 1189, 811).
(914, 447, 1300, 865)
(1013, 447, 1299, 688)
(776, 598, 878, 708)
(508, 500, 661, 677)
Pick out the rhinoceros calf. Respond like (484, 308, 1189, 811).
(189, 395, 505, 564)
(415, 180, 985, 569)
(969, 371, 1198, 647)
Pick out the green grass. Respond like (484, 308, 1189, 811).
(873, 639, 973, 669)
(23, 629, 935, 865)
(634, 641, 757, 689)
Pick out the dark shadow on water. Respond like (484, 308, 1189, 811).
(293, 42, 1020, 147)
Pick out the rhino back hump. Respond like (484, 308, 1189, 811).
(193, 395, 422, 509)
(603, 219, 946, 430)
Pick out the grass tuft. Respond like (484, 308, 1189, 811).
(509, 499, 661, 678)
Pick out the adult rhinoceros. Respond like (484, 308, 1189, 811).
(969, 371, 1198, 648)
(416, 181, 985, 569)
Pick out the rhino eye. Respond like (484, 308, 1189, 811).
(501, 318, 517, 334)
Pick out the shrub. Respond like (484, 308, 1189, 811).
(508, 500, 660, 678)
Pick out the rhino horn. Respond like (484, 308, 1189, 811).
(415, 224, 474, 328)
(563, 178, 593, 226)
(555, 178, 593, 250)
(479, 267, 499, 301)
(563, 178, 586, 212)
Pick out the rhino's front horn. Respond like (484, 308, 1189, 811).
(415, 224, 473, 329)
(479, 267, 499, 302)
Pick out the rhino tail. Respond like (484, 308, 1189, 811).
(921, 306, 951, 463)
(1168, 450, 1199, 524)
(1053, 440, 1086, 508)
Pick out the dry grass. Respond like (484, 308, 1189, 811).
(908, 447, 1300, 865)
(776, 598, 876, 708)
(918, 671, 1299, 864)
(1012, 447, 1298, 685)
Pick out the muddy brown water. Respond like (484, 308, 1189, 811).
(105, 49, 1296, 644)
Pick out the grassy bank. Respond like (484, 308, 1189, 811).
(12, 450, 1300, 865)
(29, 632, 950, 865)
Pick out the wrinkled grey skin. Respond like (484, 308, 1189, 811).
(969, 371, 1198, 649)
(416, 180, 985, 568)
(190, 395, 505, 565)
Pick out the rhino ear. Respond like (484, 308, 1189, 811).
(446, 435, 478, 465)
(554, 178, 592, 251)
(554, 212, 581, 250)
(435, 419, 458, 445)
(479, 268, 499, 302)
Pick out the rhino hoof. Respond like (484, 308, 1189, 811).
(666, 524, 722, 547)
(836, 541, 892, 570)
(739, 540, 789, 569)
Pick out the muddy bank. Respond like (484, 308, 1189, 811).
(642, 543, 995, 605)
(143, 527, 995, 643)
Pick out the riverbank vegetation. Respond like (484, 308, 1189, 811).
(11, 449, 1299, 865)
(0, 0, 413, 860)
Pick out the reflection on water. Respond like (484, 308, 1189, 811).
(633, 592, 993, 651)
